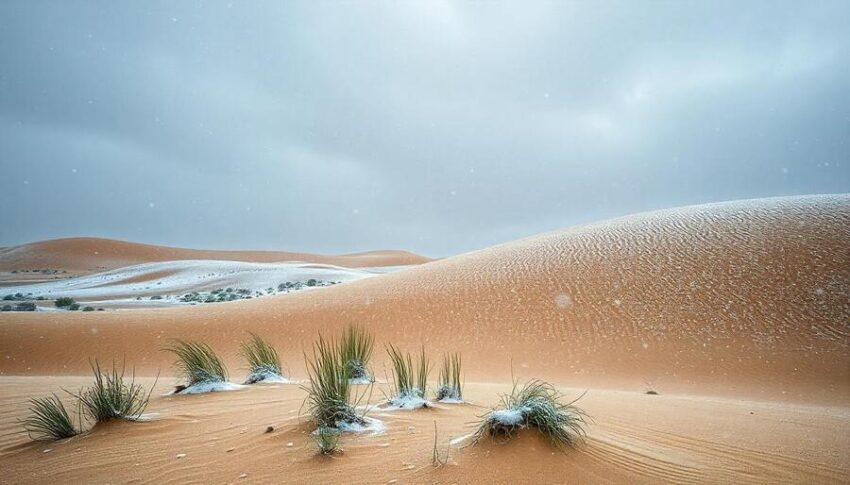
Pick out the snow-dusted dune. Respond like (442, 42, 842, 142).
(1, 259, 406, 308)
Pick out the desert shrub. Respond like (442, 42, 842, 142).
(68, 303, 80, 311)
(386, 344, 430, 402)
(82, 306, 95, 312)
(340, 325, 374, 381)
(472, 379, 588, 448)
(307, 279, 317, 287)
(312, 426, 341, 455)
(1, 305, 11, 312)
(167, 340, 228, 390)
(76, 360, 154, 422)
(150, 295, 163, 300)
(240, 333, 283, 383)
(2, 294, 13, 301)
(302, 335, 366, 428)
(436, 353, 463, 401)
(14, 302, 36, 312)
(55, 297, 75, 308)
(36, 296, 45, 301)
(24, 394, 80, 441)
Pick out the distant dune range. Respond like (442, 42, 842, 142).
(1, 194, 847, 403)
(1, 194, 849, 483)
(0, 237, 432, 272)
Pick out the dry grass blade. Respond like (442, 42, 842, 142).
(23, 394, 79, 441)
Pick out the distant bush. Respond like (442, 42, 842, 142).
(15, 302, 36, 312)
(55, 297, 75, 308)
(1, 305, 11, 312)
(82, 306, 95, 312)
(307, 279, 318, 287)
(2, 295, 13, 301)
(68, 303, 80, 311)
(36, 296, 45, 301)
(97, 308, 105, 311)
(15, 293, 24, 298)
(150, 295, 163, 300)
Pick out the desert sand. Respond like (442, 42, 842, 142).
(1, 194, 848, 484)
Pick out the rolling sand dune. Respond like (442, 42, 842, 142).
(0, 237, 431, 273)
(1, 194, 848, 483)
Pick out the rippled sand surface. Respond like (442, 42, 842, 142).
(1, 195, 848, 483)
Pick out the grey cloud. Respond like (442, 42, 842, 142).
(1, 1, 848, 256)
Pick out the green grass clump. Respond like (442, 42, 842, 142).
(386, 344, 430, 402)
(312, 426, 342, 455)
(23, 395, 80, 441)
(340, 325, 374, 381)
(472, 379, 588, 448)
(76, 360, 154, 422)
(166, 340, 228, 391)
(54, 297, 75, 308)
(436, 353, 463, 401)
(241, 333, 284, 383)
(303, 335, 367, 428)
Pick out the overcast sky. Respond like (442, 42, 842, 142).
(1, 1, 848, 257)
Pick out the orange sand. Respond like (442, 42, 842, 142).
(1, 194, 848, 483)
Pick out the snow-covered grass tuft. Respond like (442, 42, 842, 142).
(385, 344, 431, 408)
(166, 340, 230, 393)
(340, 325, 374, 383)
(76, 360, 156, 423)
(240, 333, 286, 384)
(472, 379, 588, 448)
(435, 353, 463, 402)
(302, 334, 371, 429)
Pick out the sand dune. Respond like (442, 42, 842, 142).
(1, 194, 848, 483)
(0, 237, 431, 273)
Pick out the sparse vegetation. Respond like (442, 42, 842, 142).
(166, 340, 228, 391)
(23, 395, 80, 441)
(472, 379, 588, 448)
(312, 426, 341, 455)
(76, 360, 154, 422)
(436, 353, 463, 401)
(432, 420, 450, 467)
(1, 305, 10, 312)
(386, 344, 430, 404)
(340, 325, 374, 382)
(55, 297, 75, 308)
(240, 333, 284, 383)
(14, 302, 36, 312)
(68, 303, 80, 311)
(82, 306, 95, 312)
(302, 335, 367, 429)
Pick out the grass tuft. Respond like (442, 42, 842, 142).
(340, 325, 374, 381)
(23, 394, 80, 441)
(312, 426, 342, 455)
(240, 333, 283, 383)
(77, 360, 155, 422)
(166, 340, 228, 390)
(472, 379, 588, 448)
(302, 335, 367, 428)
(386, 344, 431, 401)
(436, 353, 463, 401)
